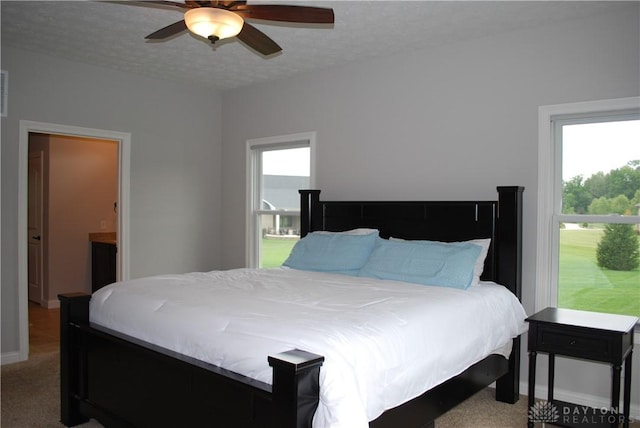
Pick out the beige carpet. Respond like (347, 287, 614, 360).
(1, 352, 101, 428)
(1, 352, 531, 427)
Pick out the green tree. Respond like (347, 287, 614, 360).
(610, 195, 631, 215)
(567, 161, 640, 216)
(588, 197, 611, 215)
(563, 176, 591, 214)
(563, 194, 577, 214)
(584, 171, 607, 199)
(596, 224, 640, 271)
(630, 189, 640, 211)
(606, 165, 640, 200)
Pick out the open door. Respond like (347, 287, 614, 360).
(28, 151, 44, 305)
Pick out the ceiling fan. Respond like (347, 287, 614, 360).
(134, 1, 335, 56)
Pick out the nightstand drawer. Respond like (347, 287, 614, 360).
(537, 328, 612, 360)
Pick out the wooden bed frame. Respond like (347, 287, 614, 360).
(60, 186, 524, 428)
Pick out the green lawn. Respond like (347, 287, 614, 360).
(261, 237, 298, 268)
(559, 228, 640, 318)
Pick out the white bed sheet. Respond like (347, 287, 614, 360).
(90, 267, 527, 428)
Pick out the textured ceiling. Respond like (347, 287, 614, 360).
(1, 1, 620, 91)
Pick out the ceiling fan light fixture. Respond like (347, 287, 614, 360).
(184, 8, 244, 41)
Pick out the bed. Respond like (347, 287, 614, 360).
(59, 185, 525, 428)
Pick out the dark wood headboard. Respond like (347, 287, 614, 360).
(299, 186, 524, 300)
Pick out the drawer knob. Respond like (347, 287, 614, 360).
(570, 339, 576, 345)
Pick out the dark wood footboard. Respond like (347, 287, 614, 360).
(59, 293, 324, 428)
(60, 291, 520, 428)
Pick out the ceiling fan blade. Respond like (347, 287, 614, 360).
(236, 22, 282, 56)
(145, 20, 188, 40)
(220, 1, 247, 7)
(231, 5, 334, 24)
(131, 1, 190, 9)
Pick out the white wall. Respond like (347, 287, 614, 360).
(221, 4, 639, 415)
(1, 47, 223, 355)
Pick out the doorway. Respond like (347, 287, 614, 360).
(17, 121, 131, 361)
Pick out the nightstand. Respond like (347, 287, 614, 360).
(526, 307, 637, 428)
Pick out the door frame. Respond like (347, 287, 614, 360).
(17, 120, 131, 361)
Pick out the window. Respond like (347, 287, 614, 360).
(247, 133, 315, 268)
(537, 98, 640, 318)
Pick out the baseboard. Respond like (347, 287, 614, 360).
(1, 350, 28, 366)
(45, 299, 60, 309)
(519, 381, 640, 421)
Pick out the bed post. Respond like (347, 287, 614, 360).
(299, 190, 321, 237)
(495, 186, 524, 404)
(59, 293, 91, 426)
(495, 186, 524, 299)
(268, 349, 325, 428)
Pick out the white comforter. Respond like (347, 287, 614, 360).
(90, 267, 527, 428)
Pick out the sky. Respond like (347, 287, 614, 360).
(562, 119, 640, 181)
(263, 147, 310, 176)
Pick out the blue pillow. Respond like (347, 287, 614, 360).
(358, 238, 482, 289)
(283, 232, 378, 275)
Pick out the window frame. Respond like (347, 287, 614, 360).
(536, 97, 640, 313)
(246, 132, 316, 268)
